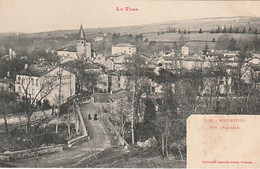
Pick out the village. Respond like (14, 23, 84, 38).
(0, 20, 260, 167)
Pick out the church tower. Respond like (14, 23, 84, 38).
(77, 25, 91, 60)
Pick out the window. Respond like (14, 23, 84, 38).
(31, 78, 34, 86)
(36, 79, 39, 86)
(257, 83, 260, 89)
(256, 71, 260, 77)
(151, 87, 155, 92)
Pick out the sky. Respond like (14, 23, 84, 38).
(0, 0, 260, 33)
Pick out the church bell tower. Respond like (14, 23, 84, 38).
(77, 25, 91, 60)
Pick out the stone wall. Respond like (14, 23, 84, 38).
(0, 145, 63, 161)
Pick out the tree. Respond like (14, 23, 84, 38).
(248, 26, 252, 33)
(254, 29, 258, 34)
(222, 25, 227, 33)
(124, 54, 149, 144)
(235, 28, 240, 33)
(242, 26, 246, 34)
(228, 25, 233, 33)
(139, 34, 144, 41)
(112, 33, 120, 44)
(113, 96, 132, 139)
(216, 26, 221, 33)
(173, 42, 179, 53)
(0, 57, 28, 79)
(237, 47, 250, 70)
(80, 71, 99, 93)
(178, 29, 181, 34)
(179, 34, 185, 47)
(203, 43, 209, 55)
(199, 28, 203, 33)
(212, 37, 216, 43)
(66, 60, 99, 94)
(0, 90, 19, 135)
(184, 29, 187, 34)
(228, 38, 237, 51)
(152, 82, 187, 160)
(18, 74, 59, 133)
(210, 29, 214, 33)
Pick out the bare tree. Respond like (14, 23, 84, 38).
(124, 54, 149, 144)
(19, 75, 59, 133)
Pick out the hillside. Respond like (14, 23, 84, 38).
(0, 16, 260, 55)
(1, 16, 259, 38)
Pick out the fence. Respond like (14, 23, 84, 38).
(67, 135, 89, 148)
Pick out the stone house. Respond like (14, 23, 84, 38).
(15, 64, 76, 106)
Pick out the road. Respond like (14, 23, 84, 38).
(9, 102, 111, 167)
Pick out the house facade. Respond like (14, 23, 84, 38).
(57, 46, 78, 60)
(15, 65, 76, 106)
(112, 43, 136, 55)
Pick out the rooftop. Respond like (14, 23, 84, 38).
(0, 78, 14, 84)
(17, 64, 74, 77)
(112, 43, 135, 47)
(57, 46, 77, 52)
(18, 65, 55, 77)
(79, 24, 86, 40)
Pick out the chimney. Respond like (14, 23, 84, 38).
(24, 64, 28, 69)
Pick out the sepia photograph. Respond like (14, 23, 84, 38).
(0, 0, 260, 168)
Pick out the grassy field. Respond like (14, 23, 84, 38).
(76, 145, 186, 168)
(145, 32, 256, 42)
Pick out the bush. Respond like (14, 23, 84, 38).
(42, 133, 66, 145)
(42, 99, 51, 110)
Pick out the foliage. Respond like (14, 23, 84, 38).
(228, 38, 237, 51)
(202, 43, 209, 55)
(0, 90, 19, 134)
(228, 25, 233, 33)
(135, 99, 157, 142)
(0, 57, 28, 79)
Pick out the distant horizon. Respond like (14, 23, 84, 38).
(1, 0, 260, 33)
(0, 15, 257, 34)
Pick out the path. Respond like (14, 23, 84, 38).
(8, 102, 111, 167)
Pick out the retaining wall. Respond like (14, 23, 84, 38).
(0, 145, 63, 161)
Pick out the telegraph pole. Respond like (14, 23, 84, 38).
(56, 68, 63, 133)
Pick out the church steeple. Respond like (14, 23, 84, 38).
(77, 24, 91, 60)
(79, 24, 85, 40)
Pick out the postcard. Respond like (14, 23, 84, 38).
(187, 115, 260, 168)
